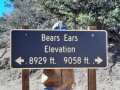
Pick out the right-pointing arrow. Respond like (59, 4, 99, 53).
(95, 57, 103, 64)
(15, 57, 24, 65)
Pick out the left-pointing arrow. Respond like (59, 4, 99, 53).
(15, 57, 24, 65)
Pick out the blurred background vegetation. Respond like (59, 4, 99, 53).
(0, 0, 120, 30)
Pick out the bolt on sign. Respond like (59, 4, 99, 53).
(10, 30, 107, 69)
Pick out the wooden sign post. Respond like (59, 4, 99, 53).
(88, 26, 97, 90)
(21, 25, 29, 90)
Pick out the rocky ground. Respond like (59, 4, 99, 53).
(0, 48, 120, 90)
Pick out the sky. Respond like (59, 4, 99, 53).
(0, 0, 13, 17)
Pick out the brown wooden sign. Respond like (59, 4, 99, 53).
(21, 25, 29, 90)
